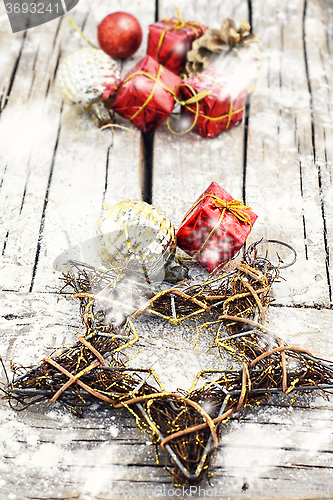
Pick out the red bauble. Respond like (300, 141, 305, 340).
(97, 12, 143, 59)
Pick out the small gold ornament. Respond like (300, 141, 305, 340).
(96, 200, 188, 283)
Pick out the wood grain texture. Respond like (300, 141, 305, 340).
(152, 0, 333, 308)
(246, 0, 330, 307)
(304, 0, 333, 302)
(0, 0, 155, 293)
(2, 0, 333, 497)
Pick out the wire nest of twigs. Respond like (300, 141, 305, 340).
(2, 239, 333, 486)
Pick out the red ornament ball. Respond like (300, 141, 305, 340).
(97, 12, 143, 59)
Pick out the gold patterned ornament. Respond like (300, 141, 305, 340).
(96, 200, 188, 283)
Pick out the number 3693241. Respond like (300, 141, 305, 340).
(5, 3, 60, 14)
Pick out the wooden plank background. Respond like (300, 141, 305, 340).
(1, 0, 333, 498)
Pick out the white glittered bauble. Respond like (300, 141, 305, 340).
(57, 47, 121, 107)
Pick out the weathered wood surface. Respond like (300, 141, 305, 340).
(154, 0, 333, 307)
(0, 0, 154, 293)
(1, 0, 333, 498)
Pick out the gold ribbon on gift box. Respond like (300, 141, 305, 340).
(121, 66, 244, 135)
(156, 7, 207, 58)
(181, 193, 253, 265)
(121, 66, 212, 126)
(167, 79, 246, 135)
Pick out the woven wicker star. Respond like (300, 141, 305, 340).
(3, 240, 333, 485)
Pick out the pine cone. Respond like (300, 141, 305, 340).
(186, 18, 261, 89)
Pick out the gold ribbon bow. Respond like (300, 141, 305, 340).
(182, 194, 253, 261)
(157, 7, 206, 57)
(210, 196, 253, 227)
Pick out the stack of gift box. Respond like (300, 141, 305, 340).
(59, 11, 260, 274)
(111, 10, 260, 137)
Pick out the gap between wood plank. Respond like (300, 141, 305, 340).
(101, 143, 113, 207)
(29, 105, 64, 292)
(0, 31, 27, 113)
(298, 154, 309, 260)
(247, 0, 252, 28)
(0, 163, 7, 190)
(242, 0, 252, 211)
(155, 0, 159, 23)
(271, 302, 331, 310)
(141, 132, 154, 204)
(242, 100, 250, 205)
(2, 230, 9, 256)
(303, 0, 332, 304)
(140, 0, 159, 204)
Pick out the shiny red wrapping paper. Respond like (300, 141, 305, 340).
(111, 55, 181, 133)
(176, 182, 257, 273)
(179, 67, 248, 138)
(147, 19, 206, 75)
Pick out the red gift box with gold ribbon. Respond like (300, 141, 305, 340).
(111, 55, 182, 133)
(147, 8, 207, 75)
(176, 182, 257, 273)
(177, 67, 248, 138)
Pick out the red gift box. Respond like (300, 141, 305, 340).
(176, 182, 257, 273)
(178, 67, 248, 138)
(111, 55, 182, 133)
(147, 10, 206, 75)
